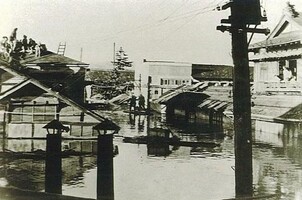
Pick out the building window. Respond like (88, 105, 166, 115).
(289, 59, 297, 81)
(278, 60, 285, 80)
(154, 90, 158, 95)
(160, 79, 163, 85)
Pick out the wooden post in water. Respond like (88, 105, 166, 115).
(45, 133, 62, 194)
(97, 134, 114, 200)
(147, 76, 151, 115)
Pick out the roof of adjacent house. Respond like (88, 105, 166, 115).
(249, 12, 302, 50)
(0, 66, 111, 124)
(21, 51, 88, 66)
(249, 30, 302, 50)
(0, 50, 88, 68)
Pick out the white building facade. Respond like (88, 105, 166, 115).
(249, 12, 302, 94)
(135, 60, 192, 100)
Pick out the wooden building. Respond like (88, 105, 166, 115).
(249, 11, 302, 95)
(0, 65, 105, 138)
(0, 40, 113, 138)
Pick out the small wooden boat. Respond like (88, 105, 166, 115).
(123, 109, 152, 115)
(123, 136, 220, 148)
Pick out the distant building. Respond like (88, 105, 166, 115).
(137, 60, 192, 100)
(249, 11, 302, 94)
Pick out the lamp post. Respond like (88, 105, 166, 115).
(93, 119, 120, 200)
(43, 119, 69, 194)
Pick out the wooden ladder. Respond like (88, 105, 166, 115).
(57, 42, 66, 55)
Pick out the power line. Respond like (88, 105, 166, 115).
(96, 1, 225, 43)
(158, 7, 217, 43)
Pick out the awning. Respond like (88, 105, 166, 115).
(213, 102, 228, 111)
(198, 99, 213, 109)
(249, 48, 302, 61)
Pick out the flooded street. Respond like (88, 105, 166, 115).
(0, 112, 302, 199)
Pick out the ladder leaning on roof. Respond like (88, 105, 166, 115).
(57, 42, 66, 55)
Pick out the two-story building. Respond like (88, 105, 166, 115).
(0, 32, 113, 138)
(136, 60, 192, 100)
(249, 11, 302, 95)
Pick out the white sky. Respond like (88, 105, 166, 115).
(0, 0, 301, 68)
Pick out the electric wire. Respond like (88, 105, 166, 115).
(96, 0, 227, 42)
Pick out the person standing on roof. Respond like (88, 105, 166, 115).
(0, 36, 9, 58)
(10, 28, 17, 41)
(35, 42, 41, 57)
(28, 38, 36, 54)
(9, 28, 18, 52)
(22, 35, 28, 52)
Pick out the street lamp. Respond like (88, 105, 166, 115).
(43, 119, 69, 194)
(43, 119, 70, 134)
(93, 118, 119, 200)
(93, 118, 120, 135)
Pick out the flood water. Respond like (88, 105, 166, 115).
(0, 111, 302, 199)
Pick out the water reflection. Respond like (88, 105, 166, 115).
(2, 113, 302, 199)
(253, 120, 302, 199)
(0, 140, 97, 193)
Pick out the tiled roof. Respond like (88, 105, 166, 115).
(0, 51, 88, 67)
(20, 51, 88, 66)
(250, 12, 302, 50)
(249, 48, 302, 61)
(249, 31, 302, 50)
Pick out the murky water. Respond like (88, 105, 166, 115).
(0, 112, 302, 199)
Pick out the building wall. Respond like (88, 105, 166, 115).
(136, 61, 192, 100)
(253, 58, 302, 93)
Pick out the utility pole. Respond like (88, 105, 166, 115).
(80, 47, 83, 62)
(113, 42, 116, 65)
(147, 76, 151, 114)
(139, 74, 142, 93)
(217, 0, 269, 198)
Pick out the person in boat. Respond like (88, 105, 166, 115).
(129, 95, 137, 111)
(138, 94, 145, 111)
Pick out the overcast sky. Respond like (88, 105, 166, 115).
(0, 0, 301, 68)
